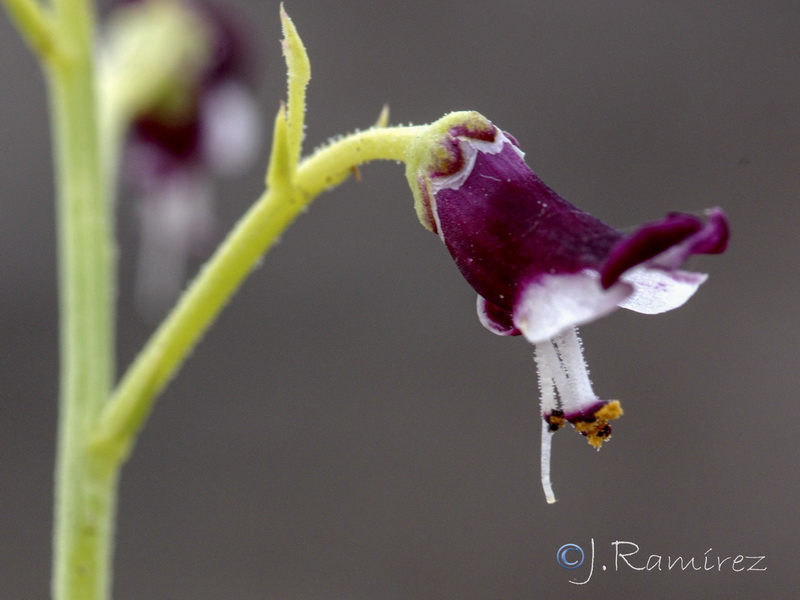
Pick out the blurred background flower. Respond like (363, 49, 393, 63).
(106, 0, 262, 317)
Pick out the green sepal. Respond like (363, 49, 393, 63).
(403, 111, 494, 231)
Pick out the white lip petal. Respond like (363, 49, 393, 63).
(620, 267, 707, 315)
(514, 271, 632, 344)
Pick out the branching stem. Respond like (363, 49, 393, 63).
(91, 122, 424, 463)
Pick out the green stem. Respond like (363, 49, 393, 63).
(1, 0, 64, 61)
(47, 0, 116, 598)
(8, 2, 428, 596)
(91, 124, 424, 462)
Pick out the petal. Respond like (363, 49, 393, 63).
(477, 295, 520, 336)
(201, 83, 261, 175)
(690, 207, 729, 255)
(513, 271, 632, 344)
(600, 213, 701, 289)
(649, 206, 729, 268)
(601, 207, 730, 288)
(431, 134, 621, 311)
(619, 267, 708, 314)
(405, 113, 729, 341)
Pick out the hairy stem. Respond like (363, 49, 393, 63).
(47, 0, 117, 598)
(91, 123, 424, 463)
(1, 0, 64, 60)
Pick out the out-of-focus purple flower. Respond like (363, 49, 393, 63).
(123, 0, 259, 188)
(406, 112, 729, 502)
(110, 0, 261, 316)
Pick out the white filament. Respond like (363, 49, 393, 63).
(552, 327, 596, 408)
(534, 339, 560, 503)
(541, 420, 556, 504)
(533, 326, 598, 503)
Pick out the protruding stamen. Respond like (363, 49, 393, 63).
(533, 341, 559, 417)
(533, 326, 623, 502)
(573, 400, 623, 448)
(551, 326, 595, 407)
(534, 339, 575, 502)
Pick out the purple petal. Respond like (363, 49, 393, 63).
(432, 134, 622, 313)
(599, 213, 702, 289)
(410, 116, 729, 340)
(600, 208, 730, 289)
(477, 296, 520, 336)
(195, 0, 258, 87)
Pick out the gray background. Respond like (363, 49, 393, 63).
(2, 0, 798, 598)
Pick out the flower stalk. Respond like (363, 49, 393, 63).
(41, 0, 117, 597)
(90, 115, 425, 464)
(89, 7, 423, 466)
(1, 0, 64, 61)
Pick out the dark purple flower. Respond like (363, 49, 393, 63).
(405, 112, 729, 502)
(107, 0, 262, 315)
(122, 0, 260, 190)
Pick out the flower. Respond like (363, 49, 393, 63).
(405, 112, 729, 503)
(104, 0, 261, 316)
(121, 0, 259, 188)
